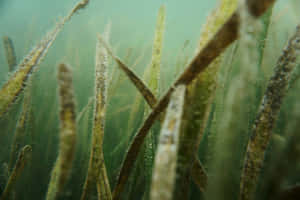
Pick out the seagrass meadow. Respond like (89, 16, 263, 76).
(0, 0, 300, 199)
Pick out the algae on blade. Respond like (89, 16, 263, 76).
(262, 91, 300, 200)
(46, 63, 77, 200)
(81, 27, 112, 200)
(240, 24, 300, 200)
(0, 0, 89, 118)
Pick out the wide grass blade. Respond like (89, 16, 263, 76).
(174, 0, 237, 198)
(150, 85, 185, 200)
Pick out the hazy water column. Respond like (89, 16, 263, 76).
(0, 0, 216, 78)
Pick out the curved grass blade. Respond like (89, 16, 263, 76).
(97, 35, 157, 109)
(0, 0, 89, 118)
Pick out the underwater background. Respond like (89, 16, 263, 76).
(0, 0, 300, 199)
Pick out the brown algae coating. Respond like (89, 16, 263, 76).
(239, 25, 300, 200)
(150, 85, 186, 200)
(0, 145, 32, 200)
(0, 0, 89, 118)
(112, 1, 276, 199)
(57, 63, 77, 194)
(2, 36, 17, 72)
(81, 29, 112, 200)
(46, 63, 77, 200)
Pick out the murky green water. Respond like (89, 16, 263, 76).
(0, 0, 299, 199)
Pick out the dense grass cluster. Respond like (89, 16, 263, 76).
(0, 0, 299, 200)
